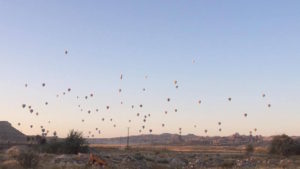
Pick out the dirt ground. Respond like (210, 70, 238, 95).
(1, 145, 300, 169)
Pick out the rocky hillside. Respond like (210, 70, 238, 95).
(0, 121, 26, 144)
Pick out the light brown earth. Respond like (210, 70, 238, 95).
(0, 145, 300, 169)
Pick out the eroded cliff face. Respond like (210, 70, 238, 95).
(0, 121, 26, 143)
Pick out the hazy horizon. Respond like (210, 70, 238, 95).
(1, 1, 300, 138)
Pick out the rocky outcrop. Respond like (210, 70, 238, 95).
(0, 121, 26, 144)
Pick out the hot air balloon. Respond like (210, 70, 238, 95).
(174, 109, 178, 112)
(88, 110, 91, 114)
(176, 85, 179, 89)
(143, 119, 146, 122)
(139, 130, 142, 133)
(110, 118, 113, 121)
(244, 113, 248, 117)
(174, 80, 177, 85)
(218, 122, 221, 125)
(198, 100, 201, 104)
(131, 105, 134, 109)
(53, 131, 57, 137)
(63, 92, 66, 95)
(36, 112, 39, 116)
(45, 102, 48, 105)
(68, 88, 71, 92)
(22, 104, 26, 108)
(194, 125, 197, 128)
(90, 93, 94, 97)
(268, 104, 271, 108)
(142, 125, 145, 129)
(142, 88, 146, 92)
(167, 98, 170, 102)
(113, 124, 116, 128)
(30, 125, 33, 128)
(25, 84, 28, 87)
(96, 128, 98, 131)
(18, 123, 21, 126)
(228, 97, 232, 101)
(129, 120, 131, 123)
(85, 96, 88, 99)
(81, 119, 85, 122)
(162, 124, 165, 127)
(119, 89, 122, 93)
(28, 106, 32, 109)
(219, 128, 222, 132)
(96, 109, 99, 112)
(65, 50, 68, 55)
(102, 118, 105, 121)
(42, 83, 46, 87)
(137, 113, 140, 116)
(165, 111, 168, 114)
(30, 109, 34, 113)
(149, 129, 152, 133)
(121, 101, 123, 104)
(139, 104, 143, 108)
(204, 129, 208, 133)
(120, 74, 123, 80)
(262, 93, 266, 98)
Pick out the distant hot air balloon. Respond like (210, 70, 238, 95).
(30, 125, 33, 128)
(137, 113, 140, 116)
(268, 104, 271, 108)
(18, 123, 21, 126)
(68, 88, 71, 92)
(22, 104, 26, 108)
(139, 104, 143, 108)
(262, 93, 266, 98)
(228, 97, 232, 101)
(106, 106, 110, 110)
(119, 89, 122, 93)
(165, 111, 168, 114)
(167, 98, 171, 102)
(65, 50, 68, 55)
(198, 100, 202, 104)
(244, 113, 248, 117)
(45, 102, 48, 105)
(25, 84, 28, 87)
(88, 110, 91, 114)
(162, 124, 165, 127)
(219, 128, 222, 132)
(218, 122, 221, 125)
(120, 74, 123, 80)
(174, 109, 178, 112)
(42, 83, 46, 87)
(174, 80, 177, 85)
(204, 129, 208, 133)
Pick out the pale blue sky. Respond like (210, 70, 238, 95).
(0, 1, 299, 137)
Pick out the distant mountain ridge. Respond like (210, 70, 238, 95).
(88, 133, 267, 146)
(0, 121, 26, 143)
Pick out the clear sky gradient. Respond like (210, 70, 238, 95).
(0, 1, 299, 138)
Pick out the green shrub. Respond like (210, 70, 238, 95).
(269, 134, 298, 156)
(245, 144, 254, 154)
(40, 130, 88, 154)
(17, 151, 39, 169)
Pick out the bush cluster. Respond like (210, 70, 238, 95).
(40, 130, 89, 154)
(269, 134, 300, 156)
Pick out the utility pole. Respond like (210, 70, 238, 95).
(126, 127, 130, 149)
